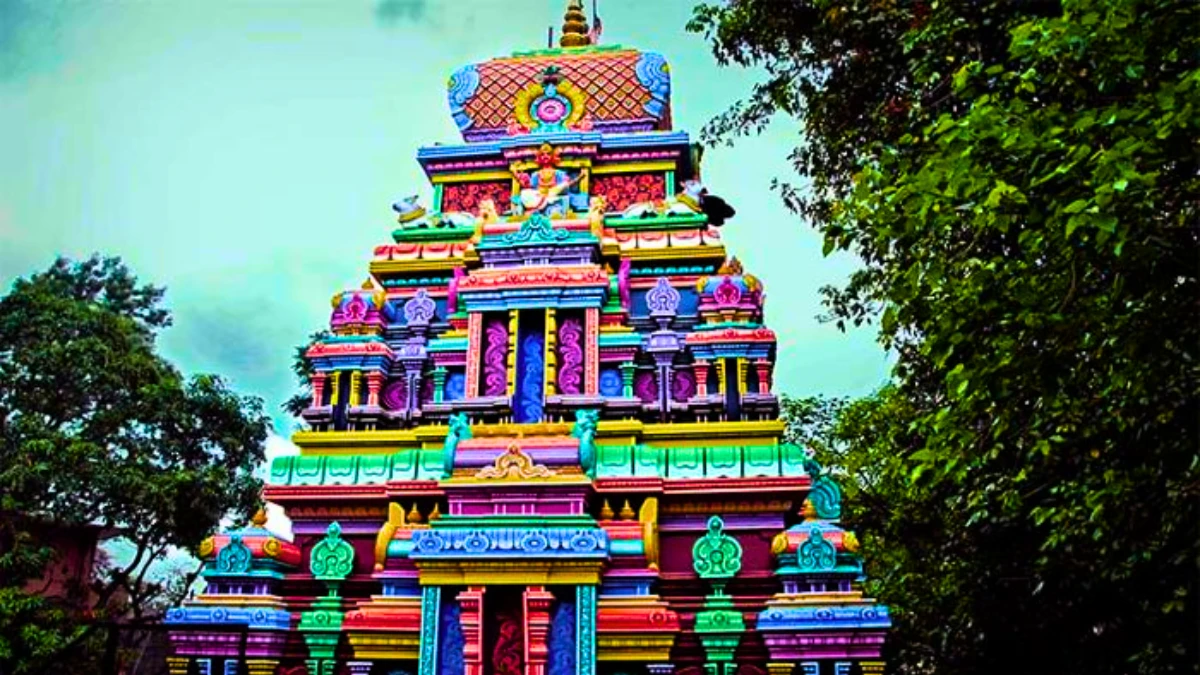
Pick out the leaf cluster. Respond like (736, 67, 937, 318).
(694, 1, 1199, 672)
(0, 256, 269, 674)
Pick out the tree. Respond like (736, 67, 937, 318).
(0, 256, 269, 674)
(691, 1, 1198, 673)
(283, 330, 331, 418)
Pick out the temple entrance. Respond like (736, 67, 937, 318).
(484, 587, 525, 675)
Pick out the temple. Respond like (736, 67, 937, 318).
(164, 4, 890, 675)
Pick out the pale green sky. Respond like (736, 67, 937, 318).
(0, 0, 889, 437)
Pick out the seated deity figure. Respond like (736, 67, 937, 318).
(513, 143, 579, 217)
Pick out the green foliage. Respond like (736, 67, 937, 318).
(283, 329, 330, 417)
(696, 1, 1199, 673)
(0, 255, 269, 674)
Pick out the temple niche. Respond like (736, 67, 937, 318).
(165, 3, 890, 675)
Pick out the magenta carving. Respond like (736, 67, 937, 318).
(557, 317, 584, 395)
(618, 258, 631, 310)
(671, 369, 696, 402)
(483, 318, 509, 396)
(447, 267, 466, 315)
(634, 371, 658, 403)
(713, 277, 742, 306)
(381, 379, 407, 411)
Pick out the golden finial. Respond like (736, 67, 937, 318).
(428, 503, 442, 522)
(251, 508, 268, 528)
(618, 500, 635, 521)
(559, 0, 590, 48)
(407, 503, 424, 524)
(599, 499, 615, 520)
(800, 498, 817, 521)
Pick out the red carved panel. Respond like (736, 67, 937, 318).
(442, 180, 511, 214)
(591, 173, 666, 212)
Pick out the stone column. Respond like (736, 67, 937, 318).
(506, 310, 519, 397)
(366, 372, 383, 407)
(619, 362, 636, 398)
(465, 311, 483, 398)
(246, 660, 280, 675)
(329, 371, 342, 405)
(694, 360, 710, 397)
(575, 585, 597, 675)
(432, 367, 448, 403)
(311, 373, 327, 408)
(418, 586, 442, 675)
(524, 586, 554, 675)
(459, 586, 487, 675)
(544, 308, 557, 399)
(584, 307, 600, 394)
(766, 663, 795, 675)
(755, 359, 771, 395)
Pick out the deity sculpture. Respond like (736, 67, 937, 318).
(513, 143, 579, 218)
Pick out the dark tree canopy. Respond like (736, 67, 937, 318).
(693, 1, 1198, 673)
(0, 256, 269, 674)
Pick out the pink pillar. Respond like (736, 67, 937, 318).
(755, 359, 772, 394)
(465, 312, 483, 398)
(693, 360, 709, 397)
(584, 307, 599, 394)
(524, 586, 554, 675)
(458, 586, 486, 675)
(366, 372, 383, 407)
(311, 373, 327, 408)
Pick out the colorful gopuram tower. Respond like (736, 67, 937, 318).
(165, 5, 890, 675)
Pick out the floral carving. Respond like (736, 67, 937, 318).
(646, 277, 681, 315)
(483, 318, 509, 396)
(309, 521, 355, 581)
(692, 515, 743, 579)
(441, 180, 511, 215)
(671, 369, 696, 402)
(591, 173, 665, 213)
(215, 535, 252, 574)
(476, 442, 555, 480)
(557, 317, 584, 395)
(403, 288, 437, 325)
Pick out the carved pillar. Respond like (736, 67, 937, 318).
(694, 360, 710, 397)
(246, 660, 280, 675)
(329, 371, 342, 405)
(755, 359, 771, 395)
(366, 372, 383, 407)
(506, 310, 519, 397)
(311, 373, 327, 408)
(544, 308, 557, 399)
(459, 586, 487, 675)
(575, 585, 597, 675)
(166, 657, 190, 675)
(524, 586, 554, 675)
(736, 358, 748, 394)
(349, 370, 362, 406)
(714, 360, 725, 395)
(619, 361, 636, 398)
(418, 586, 442, 675)
(466, 311, 483, 398)
(432, 366, 448, 403)
(767, 663, 795, 675)
(584, 307, 599, 394)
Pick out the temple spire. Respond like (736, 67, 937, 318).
(559, 0, 590, 48)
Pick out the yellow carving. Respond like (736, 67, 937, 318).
(475, 442, 555, 480)
(197, 537, 214, 559)
(771, 532, 789, 556)
(374, 502, 406, 571)
(166, 657, 191, 675)
(639, 497, 659, 567)
(407, 502, 424, 524)
(618, 500, 635, 521)
(599, 499, 615, 521)
(596, 634, 676, 661)
(544, 307, 557, 398)
(506, 310, 519, 397)
(843, 531, 860, 553)
(416, 559, 603, 585)
(262, 537, 282, 559)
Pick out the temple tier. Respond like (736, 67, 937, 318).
(165, 4, 890, 675)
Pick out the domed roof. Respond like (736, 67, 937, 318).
(447, 5, 672, 144)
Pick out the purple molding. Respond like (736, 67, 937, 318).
(658, 514, 785, 532)
(483, 318, 509, 397)
(556, 317, 584, 395)
(617, 258, 632, 310)
(168, 632, 288, 658)
(760, 631, 888, 660)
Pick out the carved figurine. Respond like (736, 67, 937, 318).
(512, 143, 580, 218)
(588, 194, 607, 238)
(392, 195, 428, 228)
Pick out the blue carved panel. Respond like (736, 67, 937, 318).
(547, 600, 576, 675)
(515, 311, 546, 423)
